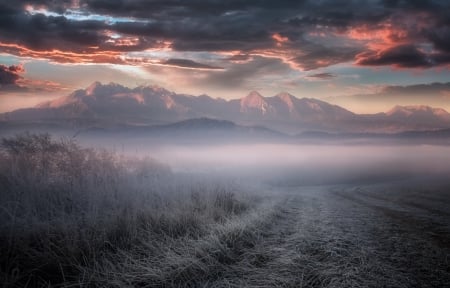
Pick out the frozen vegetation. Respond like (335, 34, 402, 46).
(1, 133, 450, 287)
(0, 133, 272, 286)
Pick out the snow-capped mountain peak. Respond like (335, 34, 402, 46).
(275, 92, 296, 111)
(240, 91, 271, 114)
(387, 105, 450, 119)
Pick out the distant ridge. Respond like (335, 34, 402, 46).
(164, 118, 237, 130)
(1, 82, 450, 133)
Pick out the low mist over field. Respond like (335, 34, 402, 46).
(135, 143, 450, 181)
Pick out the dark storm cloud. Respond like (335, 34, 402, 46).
(0, 64, 26, 91)
(356, 45, 432, 68)
(80, 0, 307, 19)
(307, 73, 336, 80)
(162, 59, 224, 70)
(0, 0, 449, 69)
(427, 27, 450, 53)
(0, 13, 104, 50)
(0, 1, 73, 13)
(382, 82, 450, 95)
(0, 3, 106, 51)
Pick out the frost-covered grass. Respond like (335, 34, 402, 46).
(2, 133, 449, 287)
(0, 133, 272, 287)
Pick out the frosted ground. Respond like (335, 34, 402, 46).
(1, 134, 449, 287)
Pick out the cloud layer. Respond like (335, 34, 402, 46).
(0, 64, 25, 90)
(0, 0, 449, 71)
(0, 63, 66, 93)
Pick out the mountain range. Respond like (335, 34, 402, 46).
(2, 82, 450, 134)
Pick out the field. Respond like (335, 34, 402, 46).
(1, 133, 450, 287)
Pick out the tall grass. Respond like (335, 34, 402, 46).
(0, 133, 265, 287)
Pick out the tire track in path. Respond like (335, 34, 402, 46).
(208, 185, 450, 287)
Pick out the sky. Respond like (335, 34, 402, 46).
(0, 0, 449, 113)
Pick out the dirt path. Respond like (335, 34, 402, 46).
(208, 185, 450, 287)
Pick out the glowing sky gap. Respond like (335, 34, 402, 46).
(25, 6, 150, 25)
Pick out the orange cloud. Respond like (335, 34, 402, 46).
(18, 78, 69, 92)
(344, 12, 447, 69)
(272, 33, 289, 47)
(0, 41, 220, 71)
(0, 42, 124, 64)
(347, 24, 410, 50)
